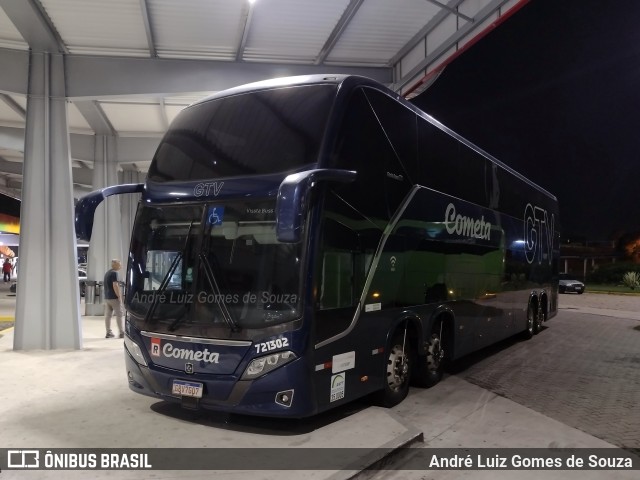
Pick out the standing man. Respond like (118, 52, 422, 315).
(2, 258, 11, 282)
(104, 259, 124, 339)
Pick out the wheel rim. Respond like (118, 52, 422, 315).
(534, 308, 542, 331)
(538, 308, 546, 327)
(426, 334, 443, 372)
(386, 343, 409, 392)
(527, 308, 534, 334)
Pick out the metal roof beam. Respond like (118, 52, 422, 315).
(67, 133, 159, 165)
(65, 55, 392, 98)
(0, 156, 24, 175)
(425, 0, 473, 22)
(0, 53, 390, 99)
(6, 178, 21, 189)
(0, 125, 160, 165)
(0, 0, 67, 53)
(0, 48, 29, 95)
(116, 136, 160, 164)
(390, 0, 464, 67)
(0, 125, 24, 152)
(315, 0, 364, 65)
(74, 100, 117, 136)
(0, 156, 93, 187)
(0, 93, 25, 119)
(158, 98, 169, 130)
(139, 0, 158, 57)
(235, 1, 255, 61)
(70, 165, 93, 187)
(394, 0, 509, 92)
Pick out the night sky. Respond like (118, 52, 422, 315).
(411, 0, 640, 241)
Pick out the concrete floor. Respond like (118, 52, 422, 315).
(0, 285, 638, 479)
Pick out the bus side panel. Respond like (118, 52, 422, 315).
(311, 325, 386, 413)
(368, 187, 514, 359)
(310, 80, 559, 411)
(312, 185, 558, 394)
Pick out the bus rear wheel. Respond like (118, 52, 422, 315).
(533, 304, 544, 334)
(375, 331, 412, 407)
(413, 320, 445, 387)
(522, 305, 535, 340)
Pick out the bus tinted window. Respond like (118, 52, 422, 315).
(148, 84, 337, 181)
(363, 88, 418, 184)
(314, 189, 381, 343)
(331, 88, 413, 222)
(418, 119, 491, 208)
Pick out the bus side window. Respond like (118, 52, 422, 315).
(417, 120, 490, 209)
(314, 192, 369, 343)
(362, 88, 418, 186)
(318, 218, 356, 310)
(332, 88, 414, 222)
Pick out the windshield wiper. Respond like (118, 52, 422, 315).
(142, 252, 183, 325)
(144, 220, 197, 328)
(198, 252, 240, 332)
(165, 220, 199, 332)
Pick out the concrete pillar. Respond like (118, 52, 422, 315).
(87, 135, 124, 291)
(14, 52, 82, 350)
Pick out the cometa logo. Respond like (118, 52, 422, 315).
(444, 203, 491, 240)
(162, 342, 220, 364)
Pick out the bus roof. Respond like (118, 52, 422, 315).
(191, 74, 352, 106)
(186, 74, 556, 202)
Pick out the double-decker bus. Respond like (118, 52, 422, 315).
(76, 75, 559, 418)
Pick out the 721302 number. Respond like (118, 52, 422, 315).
(254, 337, 289, 354)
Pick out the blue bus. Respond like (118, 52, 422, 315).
(76, 75, 559, 418)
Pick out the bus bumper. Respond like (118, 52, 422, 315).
(124, 348, 317, 418)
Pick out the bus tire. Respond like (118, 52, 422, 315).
(374, 331, 412, 408)
(522, 305, 535, 340)
(533, 302, 544, 335)
(413, 319, 445, 388)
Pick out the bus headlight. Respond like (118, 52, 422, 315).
(242, 351, 296, 380)
(124, 335, 148, 367)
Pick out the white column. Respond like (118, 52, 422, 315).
(14, 52, 82, 350)
(87, 135, 124, 289)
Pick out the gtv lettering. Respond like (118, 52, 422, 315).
(194, 182, 224, 197)
(162, 343, 219, 363)
(524, 203, 555, 265)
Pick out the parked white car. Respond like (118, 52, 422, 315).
(559, 274, 585, 294)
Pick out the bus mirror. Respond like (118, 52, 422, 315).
(75, 183, 144, 241)
(276, 169, 356, 243)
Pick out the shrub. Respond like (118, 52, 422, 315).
(586, 262, 640, 284)
(622, 271, 640, 290)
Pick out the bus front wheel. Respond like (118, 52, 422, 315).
(375, 331, 412, 407)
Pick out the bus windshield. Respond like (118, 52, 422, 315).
(126, 200, 303, 337)
(147, 84, 337, 182)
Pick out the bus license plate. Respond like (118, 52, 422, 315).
(172, 380, 203, 398)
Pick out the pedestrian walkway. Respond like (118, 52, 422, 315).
(0, 277, 16, 331)
(559, 292, 640, 321)
(1, 290, 639, 478)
